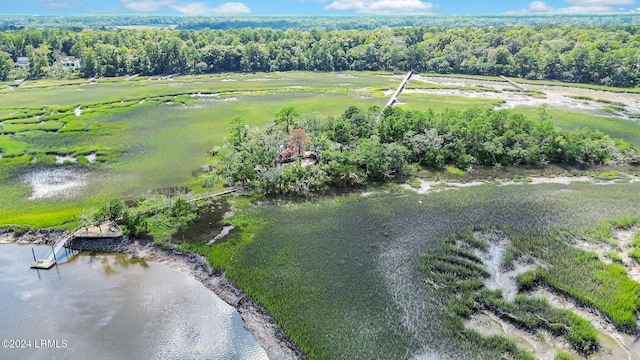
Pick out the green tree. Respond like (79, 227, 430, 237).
(274, 106, 300, 134)
(228, 115, 248, 148)
(0, 52, 12, 81)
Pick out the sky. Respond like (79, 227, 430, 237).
(2, 0, 640, 16)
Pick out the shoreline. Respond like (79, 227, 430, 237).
(0, 229, 304, 360)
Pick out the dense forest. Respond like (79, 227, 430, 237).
(215, 106, 637, 195)
(2, 15, 640, 31)
(2, 24, 640, 87)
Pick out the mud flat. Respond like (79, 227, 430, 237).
(531, 288, 640, 360)
(402, 175, 640, 195)
(408, 75, 640, 119)
(466, 229, 640, 360)
(466, 311, 574, 360)
(472, 230, 536, 302)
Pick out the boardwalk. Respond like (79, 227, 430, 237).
(384, 71, 413, 109)
(500, 75, 528, 92)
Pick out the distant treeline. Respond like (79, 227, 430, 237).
(2, 15, 640, 31)
(1, 24, 640, 87)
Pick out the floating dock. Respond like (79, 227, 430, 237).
(31, 258, 56, 269)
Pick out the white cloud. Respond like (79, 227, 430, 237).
(513, 0, 637, 13)
(324, 0, 434, 14)
(527, 1, 555, 11)
(120, 0, 250, 14)
(120, 0, 174, 12)
(171, 2, 251, 15)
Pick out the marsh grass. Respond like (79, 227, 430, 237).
(514, 226, 640, 331)
(184, 182, 640, 359)
(0, 72, 391, 227)
(422, 232, 599, 354)
(630, 231, 640, 263)
(397, 93, 504, 112)
(512, 106, 640, 146)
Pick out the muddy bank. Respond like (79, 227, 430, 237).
(0, 229, 303, 360)
(124, 240, 304, 360)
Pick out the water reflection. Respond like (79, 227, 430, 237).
(0, 244, 268, 360)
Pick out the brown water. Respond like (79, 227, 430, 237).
(0, 244, 268, 360)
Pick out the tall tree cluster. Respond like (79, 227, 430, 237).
(215, 106, 637, 196)
(1, 25, 640, 87)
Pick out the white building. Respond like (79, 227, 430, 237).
(58, 56, 82, 70)
(14, 57, 29, 70)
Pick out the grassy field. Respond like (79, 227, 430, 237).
(190, 182, 640, 359)
(397, 93, 505, 113)
(0, 72, 394, 227)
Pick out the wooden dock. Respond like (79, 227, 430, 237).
(31, 221, 123, 269)
(74, 222, 124, 239)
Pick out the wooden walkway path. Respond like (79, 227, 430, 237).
(500, 75, 528, 92)
(384, 71, 413, 109)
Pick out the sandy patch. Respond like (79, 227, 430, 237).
(190, 92, 220, 98)
(23, 167, 88, 200)
(403, 176, 640, 195)
(216, 97, 238, 102)
(473, 230, 537, 301)
(85, 153, 97, 164)
(55, 155, 78, 164)
(401, 179, 488, 194)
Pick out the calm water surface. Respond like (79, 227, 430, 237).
(0, 244, 268, 360)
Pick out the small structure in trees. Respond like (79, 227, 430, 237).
(281, 128, 313, 163)
(57, 56, 82, 70)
